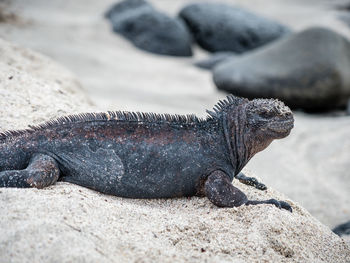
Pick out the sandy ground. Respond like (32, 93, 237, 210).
(1, 182, 349, 263)
(1, 0, 349, 230)
(0, 38, 349, 262)
(0, 0, 349, 260)
(0, 38, 92, 131)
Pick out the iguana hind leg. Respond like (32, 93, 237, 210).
(204, 170, 292, 212)
(0, 154, 60, 188)
(235, 172, 267, 190)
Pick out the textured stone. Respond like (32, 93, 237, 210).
(179, 2, 289, 53)
(106, 0, 192, 56)
(213, 27, 350, 110)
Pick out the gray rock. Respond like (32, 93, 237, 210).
(213, 27, 350, 111)
(338, 13, 350, 28)
(105, 0, 151, 20)
(195, 52, 236, 70)
(106, 0, 192, 56)
(179, 3, 290, 53)
(333, 220, 350, 236)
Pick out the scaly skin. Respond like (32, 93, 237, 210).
(0, 95, 294, 211)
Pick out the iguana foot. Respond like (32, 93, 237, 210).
(204, 171, 248, 207)
(204, 171, 292, 212)
(0, 154, 60, 188)
(246, 199, 292, 212)
(236, 172, 267, 190)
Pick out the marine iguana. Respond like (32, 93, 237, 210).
(0, 95, 294, 211)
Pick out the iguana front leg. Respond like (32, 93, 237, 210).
(235, 172, 267, 190)
(0, 153, 60, 188)
(204, 170, 292, 212)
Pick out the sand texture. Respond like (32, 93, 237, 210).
(0, 0, 344, 231)
(0, 35, 350, 263)
(1, 181, 350, 263)
(0, 0, 350, 262)
(0, 38, 92, 131)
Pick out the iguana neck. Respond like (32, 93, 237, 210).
(222, 108, 249, 176)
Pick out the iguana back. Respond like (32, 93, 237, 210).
(0, 111, 231, 198)
(0, 95, 294, 211)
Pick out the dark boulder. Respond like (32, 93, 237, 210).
(106, 0, 192, 56)
(194, 52, 236, 70)
(213, 27, 350, 111)
(105, 0, 151, 19)
(179, 3, 290, 53)
(333, 220, 350, 236)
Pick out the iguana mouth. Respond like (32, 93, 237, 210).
(268, 118, 294, 135)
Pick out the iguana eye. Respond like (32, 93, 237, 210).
(260, 111, 275, 118)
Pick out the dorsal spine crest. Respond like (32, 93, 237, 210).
(0, 95, 246, 142)
(0, 110, 214, 142)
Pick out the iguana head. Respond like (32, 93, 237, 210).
(245, 98, 294, 140)
(207, 95, 294, 173)
(208, 95, 294, 140)
(242, 98, 294, 164)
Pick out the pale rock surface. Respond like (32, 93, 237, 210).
(0, 38, 92, 131)
(0, 39, 349, 262)
(1, 180, 349, 263)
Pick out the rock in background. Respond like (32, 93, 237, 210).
(179, 2, 290, 53)
(333, 220, 350, 237)
(105, 0, 192, 56)
(213, 27, 350, 111)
